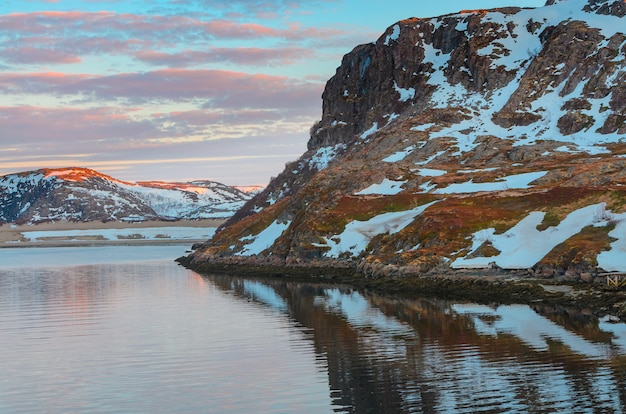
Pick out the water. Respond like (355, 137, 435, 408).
(1, 245, 626, 413)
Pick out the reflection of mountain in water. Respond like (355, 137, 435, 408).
(207, 275, 626, 413)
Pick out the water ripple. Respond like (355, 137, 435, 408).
(2, 248, 626, 413)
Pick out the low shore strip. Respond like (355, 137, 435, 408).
(176, 255, 626, 321)
(0, 219, 224, 248)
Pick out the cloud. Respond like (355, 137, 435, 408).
(0, 115, 310, 184)
(0, 106, 163, 144)
(0, 69, 324, 108)
(0, 3, 354, 184)
(0, 11, 348, 42)
(157, 0, 340, 20)
(0, 101, 319, 149)
(135, 46, 314, 67)
(0, 10, 363, 72)
(2, 46, 81, 65)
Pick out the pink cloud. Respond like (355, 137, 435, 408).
(0, 104, 313, 184)
(203, 19, 280, 38)
(2, 47, 81, 64)
(0, 72, 91, 94)
(0, 4, 349, 184)
(135, 46, 314, 67)
(0, 103, 317, 147)
(158, 108, 285, 126)
(0, 105, 161, 143)
(1, 36, 153, 65)
(0, 11, 347, 41)
(0, 69, 324, 110)
(0, 10, 363, 67)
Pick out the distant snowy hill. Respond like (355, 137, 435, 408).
(0, 167, 252, 224)
(185, 0, 626, 278)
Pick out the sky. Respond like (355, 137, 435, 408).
(0, 0, 546, 186)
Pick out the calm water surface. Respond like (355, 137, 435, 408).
(1, 245, 626, 413)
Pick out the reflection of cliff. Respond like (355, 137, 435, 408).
(212, 276, 409, 411)
(206, 275, 626, 412)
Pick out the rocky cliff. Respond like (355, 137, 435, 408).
(0, 167, 250, 224)
(185, 0, 626, 281)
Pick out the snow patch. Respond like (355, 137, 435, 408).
(235, 219, 291, 256)
(383, 146, 415, 162)
(452, 203, 620, 270)
(418, 181, 437, 193)
(417, 168, 447, 177)
(597, 211, 626, 272)
(384, 113, 399, 125)
(321, 201, 437, 258)
(360, 122, 379, 140)
(414, 151, 446, 165)
(384, 24, 400, 46)
(355, 178, 407, 196)
(434, 171, 547, 194)
(393, 81, 415, 102)
(309, 144, 346, 171)
(410, 123, 435, 132)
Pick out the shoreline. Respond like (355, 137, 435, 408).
(176, 255, 626, 321)
(6, 218, 625, 321)
(0, 219, 224, 248)
(0, 238, 204, 249)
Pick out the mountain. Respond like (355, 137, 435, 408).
(184, 0, 626, 281)
(0, 167, 251, 224)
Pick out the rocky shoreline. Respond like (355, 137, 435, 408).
(176, 254, 626, 321)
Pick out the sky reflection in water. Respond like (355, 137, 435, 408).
(1, 245, 626, 413)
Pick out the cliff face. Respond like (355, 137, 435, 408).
(188, 0, 626, 278)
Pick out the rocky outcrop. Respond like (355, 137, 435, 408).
(186, 0, 626, 280)
(584, 0, 626, 16)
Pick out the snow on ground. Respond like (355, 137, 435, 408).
(410, 123, 435, 132)
(309, 144, 346, 171)
(0, 172, 46, 193)
(409, 2, 625, 158)
(384, 113, 399, 126)
(453, 203, 626, 270)
(419, 181, 437, 193)
(320, 201, 437, 258)
(384, 24, 400, 46)
(1, 168, 248, 223)
(355, 178, 407, 196)
(414, 151, 446, 165)
(459, 168, 499, 174)
(416, 168, 447, 177)
(360, 122, 379, 140)
(597, 213, 626, 271)
(235, 219, 291, 256)
(394, 81, 415, 102)
(383, 145, 416, 162)
(434, 171, 547, 194)
(119, 182, 246, 219)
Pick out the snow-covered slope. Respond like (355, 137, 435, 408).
(186, 0, 626, 278)
(0, 168, 251, 224)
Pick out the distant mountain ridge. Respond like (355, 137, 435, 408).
(0, 167, 251, 224)
(185, 0, 626, 280)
